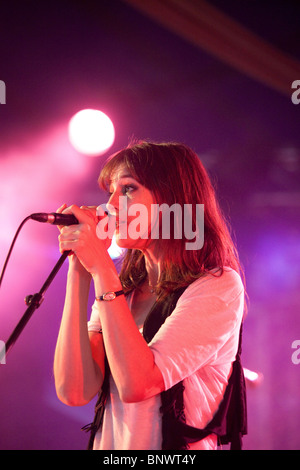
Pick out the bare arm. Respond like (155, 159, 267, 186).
(53, 203, 106, 407)
(53, 260, 105, 406)
(55, 205, 164, 404)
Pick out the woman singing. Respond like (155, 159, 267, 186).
(53, 141, 246, 450)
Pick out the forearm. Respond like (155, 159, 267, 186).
(92, 267, 164, 403)
(54, 266, 104, 406)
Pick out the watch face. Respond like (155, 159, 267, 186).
(103, 292, 116, 301)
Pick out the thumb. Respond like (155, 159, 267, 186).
(56, 203, 67, 232)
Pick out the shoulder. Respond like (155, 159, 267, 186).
(179, 267, 244, 306)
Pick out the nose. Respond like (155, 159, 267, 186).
(106, 193, 128, 219)
(106, 191, 118, 216)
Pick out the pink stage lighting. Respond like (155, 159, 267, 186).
(68, 109, 115, 156)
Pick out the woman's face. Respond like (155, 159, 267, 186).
(106, 165, 156, 250)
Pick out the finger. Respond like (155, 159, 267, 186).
(79, 205, 96, 224)
(56, 203, 68, 232)
(56, 203, 67, 214)
(58, 228, 83, 249)
(59, 238, 79, 255)
(67, 204, 98, 227)
(59, 226, 83, 242)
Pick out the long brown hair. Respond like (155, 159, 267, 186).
(99, 140, 244, 299)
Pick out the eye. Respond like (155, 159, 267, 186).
(121, 184, 137, 196)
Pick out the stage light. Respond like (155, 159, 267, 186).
(68, 109, 115, 156)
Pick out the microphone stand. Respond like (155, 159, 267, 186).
(0, 250, 71, 363)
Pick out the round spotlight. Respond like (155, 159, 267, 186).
(68, 109, 115, 156)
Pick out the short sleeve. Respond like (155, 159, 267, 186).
(149, 268, 244, 391)
(87, 300, 102, 332)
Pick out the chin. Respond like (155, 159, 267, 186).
(115, 234, 150, 251)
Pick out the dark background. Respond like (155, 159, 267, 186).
(0, 0, 299, 450)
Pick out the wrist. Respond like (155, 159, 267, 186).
(96, 289, 124, 301)
(67, 262, 92, 285)
(92, 269, 122, 297)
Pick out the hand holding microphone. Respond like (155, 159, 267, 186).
(0, 204, 110, 288)
(51, 204, 112, 276)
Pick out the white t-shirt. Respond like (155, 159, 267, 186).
(87, 267, 244, 450)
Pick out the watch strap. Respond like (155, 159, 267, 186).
(96, 290, 124, 301)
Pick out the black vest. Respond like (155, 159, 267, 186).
(82, 287, 247, 450)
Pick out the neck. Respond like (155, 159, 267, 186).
(143, 244, 160, 291)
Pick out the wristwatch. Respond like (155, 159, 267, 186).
(96, 290, 124, 301)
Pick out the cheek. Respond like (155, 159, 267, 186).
(114, 211, 154, 249)
(114, 232, 150, 251)
(128, 191, 154, 224)
(143, 192, 156, 224)
(113, 189, 155, 248)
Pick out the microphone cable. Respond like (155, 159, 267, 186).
(0, 215, 32, 288)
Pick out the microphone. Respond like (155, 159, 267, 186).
(30, 211, 109, 226)
(30, 213, 78, 225)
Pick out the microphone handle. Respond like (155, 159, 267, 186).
(49, 213, 78, 225)
(30, 213, 78, 225)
